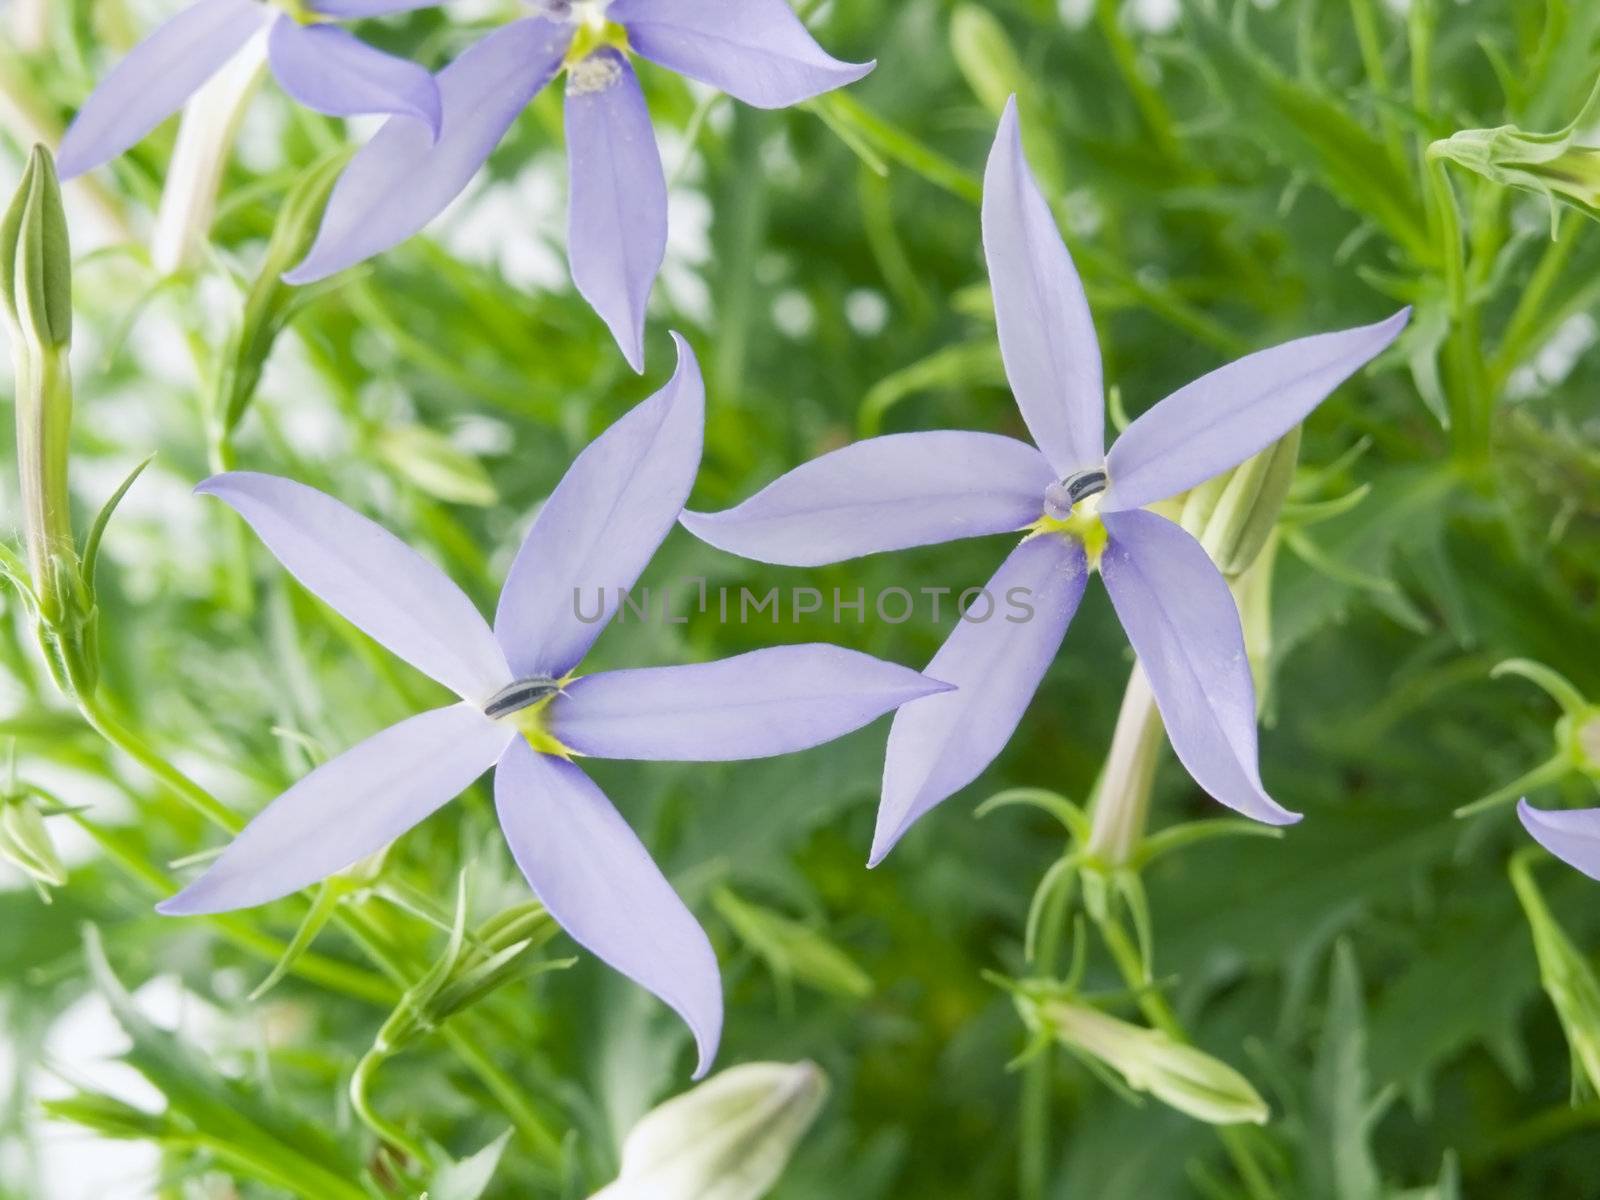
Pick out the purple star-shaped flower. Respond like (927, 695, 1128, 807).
(56, 0, 446, 181)
(158, 336, 947, 1076)
(681, 100, 1411, 866)
(282, 0, 875, 370)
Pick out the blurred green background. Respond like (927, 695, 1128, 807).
(1, 0, 1598, 1196)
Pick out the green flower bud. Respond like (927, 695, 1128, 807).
(590, 1061, 829, 1200)
(713, 887, 873, 999)
(1181, 427, 1300, 581)
(0, 791, 66, 892)
(1510, 853, 1600, 1097)
(1, 144, 71, 349)
(1429, 76, 1600, 234)
(1027, 997, 1269, 1126)
(216, 148, 350, 438)
(2, 146, 79, 635)
(377, 425, 498, 508)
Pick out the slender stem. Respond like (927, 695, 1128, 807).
(1018, 867, 1077, 1200)
(1491, 217, 1582, 387)
(68, 668, 568, 1168)
(351, 1048, 430, 1168)
(1424, 154, 1493, 469)
(1348, 0, 1406, 170)
(1098, 914, 1279, 1200)
(72, 685, 241, 834)
(1453, 754, 1571, 818)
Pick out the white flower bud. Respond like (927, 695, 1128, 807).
(590, 1061, 828, 1200)
(1033, 998, 1269, 1126)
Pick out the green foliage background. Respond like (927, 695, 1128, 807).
(1, 0, 1598, 1196)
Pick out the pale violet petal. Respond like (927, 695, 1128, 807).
(198, 472, 511, 703)
(495, 739, 722, 1077)
(679, 431, 1053, 567)
(872, 534, 1088, 865)
(1099, 508, 1299, 826)
(982, 97, 1104, 476)
(285, 18, 571, 283)
(158, 704, 510, 914)
(494, 335, 704, 678)
(56, 0, 269, 178)
(267, 18, 442, 135)
(610, 0, 873, 109)
(550, 645, 951, 760)
(565, 48, 667, 373)
(1102, 309, 1411, 512)
(1518, 800, 1600, 882)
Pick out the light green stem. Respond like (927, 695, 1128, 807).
(1098, 913, 1280, 1200)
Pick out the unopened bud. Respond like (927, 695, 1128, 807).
(591, 1061, 829, 1200)
(216, 148, 350, 437)
(1182, 427, 1300, 580)
(1, 144, 70, 348)
(713, 887, 873, 999)
(0, 792, 66, 892)
(2, 146, 78, 631)
(377, 425, 498, 508)
(1027, 997, 1268, 1126)
(1511, 853, 1600, 1096)
(1429, 76, 1600, 234)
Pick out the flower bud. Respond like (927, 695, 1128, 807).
(1510, 853, 1600, 1096)
(0, 791, 67, 893)
(377, 425, 498, 508)
(1027, 997, 1269, 1126)
(1429, 76, 1600, 234)
(1, 144, 71, 349)
(713, 887, 873, 999)
(1181, 427, 1300, 580)
(216, 148, 350, 438)
(2, 146, 78, 631)
(590, 1061, 829, 1200)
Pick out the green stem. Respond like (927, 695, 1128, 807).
(1490, 216, 1582, 387)
(1453, 754, 1573, 818)
(1348, 0, 1406, 170)
(1094, 0, 1182, 162)
(1018, 867, 1077, 1200)
(351, 1047, 431, 1169)
(1098, 913, 1280, 1200)
(66, 666, 568, 1168)
(1424, 154, 1493, 470)
(72, 686, 241, 834)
